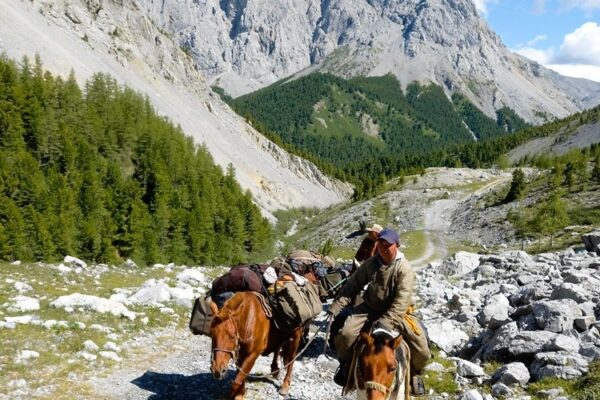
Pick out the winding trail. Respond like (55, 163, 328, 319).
(411, 177, 511, 267)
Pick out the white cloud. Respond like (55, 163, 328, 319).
(560, 0, 600, 12)
(515, 46, 555, 64)
(514, 22, 600, 82)
(547, 63, 600, 81)
(527, 34, 548, 46)
(555, 22, 600, 65)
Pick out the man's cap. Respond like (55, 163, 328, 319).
(378, 228, 400, 245)
(366, 224, 383, 233)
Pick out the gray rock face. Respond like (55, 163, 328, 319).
(532, 299, 582, 333)
(582, 231, 600, 253)
(491, 383, 513, 398)
(139, 0, 600, 122)
(491, 362, 530, 386)
(425, 320, 470, 353)
(477, 294, 510, 329)
(454, 358, 486, 378)
(530, 352, 588, 380)
(551, 283, 591, 304)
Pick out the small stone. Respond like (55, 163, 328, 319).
(99, 351, 121, 362)
(459, 389, 483, 400)
(491, 383, 513, 398)
(492, 362, 530, 386)
(103, 342, 120, 353)
(575, 316, 595, 331)
(83, 340, 99, 352)
(16, 350, 40, 363)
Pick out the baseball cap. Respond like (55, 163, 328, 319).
(378, 228, 400, 245)
(366, 224, 383, 233)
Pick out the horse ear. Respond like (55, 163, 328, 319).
(390, 334, 404, 349)
(360, 332, 374, 347)
(209, 299, 219, 316)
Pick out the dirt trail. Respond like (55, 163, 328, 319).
(411, 177, 511, 267)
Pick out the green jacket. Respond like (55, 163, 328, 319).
(329, 253, 415, 329)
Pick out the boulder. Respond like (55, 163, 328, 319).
(537, 388, 564, 399)
(453, 358, 486, 378)
(481, 323, 558, 361)
(51, 293, 135, 320)
(459, 389, 483, 400)
(83, 340, 99, 352)
(532, 299, 582, 333)
(551, 283, 591, 304)
(425, 320, 469, 354)
(546, 334, 579, 353)
(64, 255, 87, 269)
(176, 268, 211, 287)
(530, 352, 588, 380)
(579, 345, 600, 361)
(7, 296, 40, 312)
(575, 316, 596, 331)
(491, 383, 513, 398)
(439, 252, 481, 277)
(582, 231, 600, 253)
(491, 362, 530, 386)
(477, 294, 511, 329)
(128, 282, 171, 305)
(99, 351, 122, 362)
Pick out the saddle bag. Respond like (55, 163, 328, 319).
(189, 294, 214, 336)
(211, 265, 266, 296)
(271, 279, 323, 330)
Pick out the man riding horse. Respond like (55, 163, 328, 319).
(328, 228, 431, 397)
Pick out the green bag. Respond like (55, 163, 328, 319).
(272, 280, 323, 330)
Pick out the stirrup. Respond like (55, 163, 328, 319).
(411, 375, 426, 397)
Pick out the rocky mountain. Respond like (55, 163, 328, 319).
(0, 0, 352, 216)
(140, 0, 600, 122)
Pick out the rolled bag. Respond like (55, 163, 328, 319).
(271, 278, 323, 330)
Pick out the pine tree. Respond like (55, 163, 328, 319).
(505, 168, 526, 203)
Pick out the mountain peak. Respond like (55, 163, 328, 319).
(141, 0, 600, 122)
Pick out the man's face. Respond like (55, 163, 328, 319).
(377, 239, 398, 264)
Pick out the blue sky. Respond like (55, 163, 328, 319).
(472, 0, 600, 81)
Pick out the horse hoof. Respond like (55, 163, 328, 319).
(278, 386, 289, 396)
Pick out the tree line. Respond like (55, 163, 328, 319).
(223, 73, 529, 199)
(0, 55, 273, 266)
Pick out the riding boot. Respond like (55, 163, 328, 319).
(410, 374, 426, 397)
(333, 361, 347, 387)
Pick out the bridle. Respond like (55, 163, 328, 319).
(356, 330, 410, 400)
(211, 316, 240, 366)
(358, 358, 398, 399)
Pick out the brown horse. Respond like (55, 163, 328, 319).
(353, 331, 410, 400)
(209, 291, 303, 399)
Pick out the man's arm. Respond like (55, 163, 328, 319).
(379, 259, 415, 328)
(328, 259, 370, 315)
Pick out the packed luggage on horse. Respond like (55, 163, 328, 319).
(190, 260, 323, 398)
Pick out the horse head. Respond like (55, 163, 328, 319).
(209, 300, 238, 380)
(356, 331, 407, 400)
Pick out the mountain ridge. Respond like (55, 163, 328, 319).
(140, 0, 600, 122)
(0, 0, 352, 215)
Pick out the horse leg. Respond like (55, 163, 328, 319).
(271, 347, 281, 379)
(279, 329, 302, 396)
(230, 352, 259, 400)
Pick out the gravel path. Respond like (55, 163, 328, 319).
(90, 317, 353, 400)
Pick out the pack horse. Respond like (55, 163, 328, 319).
(209, 291, 304, 400)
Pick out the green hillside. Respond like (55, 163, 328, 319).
(223, 73, 528, 198)
(0, 56, 272, 266)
